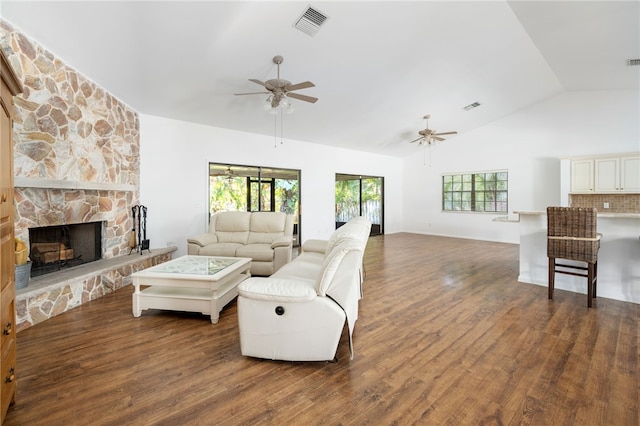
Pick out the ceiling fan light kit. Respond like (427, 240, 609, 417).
(264, 94, 294, 114)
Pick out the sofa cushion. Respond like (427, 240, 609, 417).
(247, 212, 287, 244)
(272, 255, 323, 282)
(236, 244, 275, 262)
(199, 243, 242, 257)
(316, 238, 362, 296)
(215, 211, 251, 244)
(239, 277, 317, 302)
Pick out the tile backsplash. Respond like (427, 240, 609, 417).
(570, 193, 640, 213)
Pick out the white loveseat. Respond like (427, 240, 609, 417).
(237, 217, 371, 361)
(187, 211, 294, 276)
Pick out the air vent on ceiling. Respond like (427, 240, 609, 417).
(293, 5, 328, 36)
(463, 102, 481, 111)
(627, 59, 640, 66)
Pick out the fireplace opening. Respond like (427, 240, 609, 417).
(28, 222, 103, 278)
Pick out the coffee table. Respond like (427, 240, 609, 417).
(131, 255, 251, 323)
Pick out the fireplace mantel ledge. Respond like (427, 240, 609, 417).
(15, 177, 135, 192)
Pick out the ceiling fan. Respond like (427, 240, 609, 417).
(410, 114, 457, 145)
(234, 55, 318, 108)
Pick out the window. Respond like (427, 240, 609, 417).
(442, 171, 508, 212)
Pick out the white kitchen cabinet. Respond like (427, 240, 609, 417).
(595, 155, 640, 193)
(571, 153, 640, 194)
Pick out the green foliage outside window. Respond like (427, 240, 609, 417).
(442, 171, 508, 212)
(335, 176, 383, 224)
(209, 176, 299, 216)
(275, 179, 298, 215)
(210, 176, 247, 214)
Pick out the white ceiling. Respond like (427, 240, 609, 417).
(1, 1, 638, 157)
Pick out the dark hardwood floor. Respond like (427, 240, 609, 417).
(4, 233, 638, 425)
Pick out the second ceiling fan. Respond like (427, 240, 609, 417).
(410, 114, 457, 145)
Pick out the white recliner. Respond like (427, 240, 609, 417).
(237, 217, 371, 361)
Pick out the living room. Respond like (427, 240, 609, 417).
(0, 1, 638, 423)
(2, 1, 637, 255)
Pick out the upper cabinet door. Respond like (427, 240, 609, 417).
(594, 157, 619, 192)
(571, 159, 594, 193)
(620, 155, 640, 193)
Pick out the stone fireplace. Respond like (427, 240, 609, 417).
(2, 21, 175, 332)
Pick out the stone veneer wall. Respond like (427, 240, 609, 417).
(0, 20, 139, 257)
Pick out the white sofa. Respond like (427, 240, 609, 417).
(237, 217, 372, 361)
(187, 211, 294, 276)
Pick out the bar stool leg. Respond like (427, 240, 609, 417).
(548, 257, 555, 300)
(593, 261, 598, 299)
(587, 262, 594, 308)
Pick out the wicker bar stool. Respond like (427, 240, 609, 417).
(547, 207, 601, 308)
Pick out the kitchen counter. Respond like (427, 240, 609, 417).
(513, 210, 640, 304)
(514, 210, 640, 219)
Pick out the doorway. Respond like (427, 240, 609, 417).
(335, 174, 384, 235)
(209, 163, 301, 245)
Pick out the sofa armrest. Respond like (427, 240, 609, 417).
(271, 236, 293, 249)
(238, 277, 316, 302)
(187, 233, 218, 247)
(302, 239, 328, 254)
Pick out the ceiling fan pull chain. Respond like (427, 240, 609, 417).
(429, 144, 433, 167)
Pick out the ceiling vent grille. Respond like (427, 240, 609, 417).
(627, 59, 640, 66)
(294, 6, 328, 36)
(463, 102, 481, 111)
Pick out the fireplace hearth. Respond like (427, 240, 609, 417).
(28, 222, 103, 277)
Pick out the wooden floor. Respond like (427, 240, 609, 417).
(4, 233, 639, 425)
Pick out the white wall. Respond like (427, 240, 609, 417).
(402, 90, 640, 244)
(139, 115, 403, 256)
(140, 89, 638, 255)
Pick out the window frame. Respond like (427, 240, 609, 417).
(442, 170, 508, 213)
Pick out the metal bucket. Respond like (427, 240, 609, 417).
(15, 261, 31, 290)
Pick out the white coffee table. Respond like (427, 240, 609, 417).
(131, 255, 251, 323)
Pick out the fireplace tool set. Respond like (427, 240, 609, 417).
(130, 205, 150, 254)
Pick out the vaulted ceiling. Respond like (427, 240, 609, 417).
(1, 1, 638, 157)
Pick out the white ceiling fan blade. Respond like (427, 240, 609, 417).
(287, 92, 318, 103)
(234, 91, 270, 96)
(410, 137, 423, 143)
(249, 78, 267, 87)
(432, 136, 445, 141)
(285, 81, 315, 91)
(249, 78, 276, 91)
(433, 131, 457, 136)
